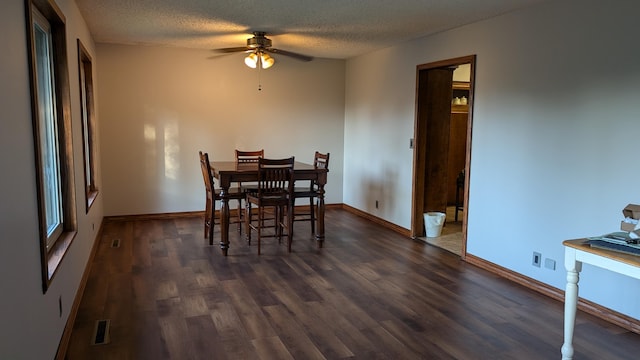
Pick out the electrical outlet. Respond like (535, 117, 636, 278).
(409, 138, 414, 149)
(545, 258, 556, 270)
(532, 252, 541, 267)
(375, 200, 379, 209)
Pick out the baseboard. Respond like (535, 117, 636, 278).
(465, 254, 640, 335)
(105, 211, 203, 222)
(341, 204, 411, 237)
(340, 205, 640, 335)
(55, 218, 105, 360)
(71, 206, 640, 350)
(105, 205, 344, 222)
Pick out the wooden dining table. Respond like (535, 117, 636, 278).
(210, 161, 328, 255)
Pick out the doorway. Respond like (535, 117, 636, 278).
(412, 55, 475, 258)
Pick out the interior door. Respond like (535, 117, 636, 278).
(412, 55, 475, 244)
(414, 68, 453, 231)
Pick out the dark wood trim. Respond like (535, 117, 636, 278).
(466, 254, 563, 300)
(54, 219, 104, 360)
(77, 38, 99, 214)
(26, 0, 78, 292)
(465, 253, 640, 335)
(341, 204, 411, 237)
(46, 230, 76, 282)
(337, 206, 640, 335)
(105, 211, 205, 222)
(412, 55, 475, 259)
(416, 55, 476, 71)
(66, 211, 640, 358)
(105, 205, 344, 223)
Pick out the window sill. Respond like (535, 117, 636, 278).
(86, 190, 99, 213)
(45, 230, 76, 288)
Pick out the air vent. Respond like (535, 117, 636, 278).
(91, 319, 111, 345)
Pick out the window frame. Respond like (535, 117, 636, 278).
(25, 0, 77, 292)
(77, 39, 99, 212)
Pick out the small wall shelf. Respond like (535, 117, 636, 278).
(451, 81, 470, 113)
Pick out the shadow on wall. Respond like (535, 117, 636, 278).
(362, 165, 398, 216)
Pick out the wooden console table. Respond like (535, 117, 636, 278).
(561, 239, 640, 359)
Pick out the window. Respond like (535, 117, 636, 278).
(26, 0, 77, 292)
(78, 40, 98, 211)
(33, 7, 64, 248)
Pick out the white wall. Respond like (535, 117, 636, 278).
(0, 0, 103, 358)
(97, 44, 345, 216)
(2, 1, 638, 356)
(344, 0, 640, 319)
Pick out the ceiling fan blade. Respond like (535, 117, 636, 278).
(266, 48, 313, 62)
(212, 47, 249, 53)
(206, 52, 238, 60)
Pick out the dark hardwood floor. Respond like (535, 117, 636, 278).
(66, 209, 640, 359)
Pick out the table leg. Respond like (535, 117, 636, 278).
(219, 187, 230, 256)
(562, 248, 581, 360)
(315, 184, 325, 247)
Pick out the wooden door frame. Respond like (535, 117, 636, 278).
(411, 55, 476, 258)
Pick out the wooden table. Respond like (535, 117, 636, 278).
(561, 239, 640, 359)
(210, 161, 328, 255)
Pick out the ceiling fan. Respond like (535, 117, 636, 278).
(213, 31, 313, 69)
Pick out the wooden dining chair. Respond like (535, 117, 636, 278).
(292, 151, 329, 235)
(245, 157, 295, 254)
(199, 151, 245, 245)
(235, 149, 264, 218)
(235, 149, 264, 164)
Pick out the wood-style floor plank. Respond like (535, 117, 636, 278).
(66, 209, 640, 359)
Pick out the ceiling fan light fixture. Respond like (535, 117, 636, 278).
(260, 53, 274, 69)
(244, 51, 275, 70)
(244, 52, 258, 68)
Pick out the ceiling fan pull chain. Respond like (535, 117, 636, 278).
(257, 59, 262, 91)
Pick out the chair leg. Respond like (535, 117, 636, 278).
(309, 196, 315, 234)
(245, 200, 252, 245)
(257, 205, 263, 255)
(208, 203, 215, 246)
(204, 197, 211, 239)
(287, 202, 294, 252)
(290, 202, 295, 238)
(236, 199, 243, 234)
(276, 206, 283, 243)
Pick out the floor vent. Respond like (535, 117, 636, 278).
(91, 319, 111, 345)
(111, 238, 120, 248)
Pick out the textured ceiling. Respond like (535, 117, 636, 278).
(76, 0, 547, 59)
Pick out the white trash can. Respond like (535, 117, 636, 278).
(424, 212, 446, 237)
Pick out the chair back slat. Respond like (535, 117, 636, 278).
(236, 149, 264, 163)
(258, 157, 295, 196)
(310, 151, 330, 189)
(314, 151, 330, 170)
(199, 151, 214, 192)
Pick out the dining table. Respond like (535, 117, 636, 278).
(210, 160, 328, 255)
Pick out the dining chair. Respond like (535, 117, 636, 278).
(292, 151, 329, 235)
(245, 157, 295, 254)
(199, 151, 245, 245)
(235, 149, 264, 218)
(235, 149, 264, 164)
